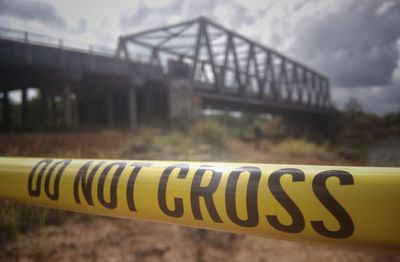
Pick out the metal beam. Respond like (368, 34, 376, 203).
(121, 19, 197, 41)
(202, 22, 219, 92)
(155, 23, 193, 48)
(117, 16, 332, 113)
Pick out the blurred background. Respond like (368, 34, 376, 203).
(0, 0, 399, 261)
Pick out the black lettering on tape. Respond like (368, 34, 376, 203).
(74, 161, 105, 205)
(28, 159, 71, 201)
(97, 162, 127, 209)
(267, 168, 305, 233)
(44, 159, 71, 200)
(158, 164, 189, 218)
(28, 159, 52, 197)
(126, 162, 152, 212)
(190, 165, 223, 223)
(226, 166, 261, 227)
(311, 170, 354, 239)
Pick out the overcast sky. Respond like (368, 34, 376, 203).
(0, 0, 399, 114)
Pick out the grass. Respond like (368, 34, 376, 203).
(0, 130, 130, 248)
(0, 121, 231, 247)
(191, 118, 228, 152)
(0, 200, 49, 246)
(0, 130, 128, 158)
(0, 120, 343, 250)
(275, 138, 331, 157)
(120, 119, 229, 160)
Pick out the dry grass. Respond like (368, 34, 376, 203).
(0, 127, 398, 261)
(0, 130, 128, 158)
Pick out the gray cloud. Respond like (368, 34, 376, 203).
(223, 4, 257, 29)
(69, 18, 87, 34)
(288, 0, 400, 88)
(0, 0, 66, 28)
(120, 0, 185, 31)
(332, 84, 400, 114)
(185, 0, 217, 17)
(119, 0, 400, 90)
(120, 5, 148, 30)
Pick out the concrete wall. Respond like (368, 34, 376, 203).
(168, 79, 201, 122)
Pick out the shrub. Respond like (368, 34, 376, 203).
(154, 130, 187, 148)
(0, 201, 49, 247)
(0, 202, 18, 245)
(276, 138, 329, 157)
(191, 119, 227, 151)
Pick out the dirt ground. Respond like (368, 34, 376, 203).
(0, 131, 399, 261)
(2, 217, 399, 262)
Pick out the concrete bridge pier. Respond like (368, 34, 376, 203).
(63, 83, 72, 129)
(168, 79, 201, 122)
(47, 92, 54, 128)
(143, 88, 154, 119)
(2, 90, 10, 129)
(128, 86, 137, 130)
(41, 88, 51, 129)
(51, 95, 59, 128)
(105, 93, 114, 127)
(21, 87, 28, 129)
(78, 93, 89, 127)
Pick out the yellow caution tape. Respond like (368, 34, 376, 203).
(0, 157, 399, 249)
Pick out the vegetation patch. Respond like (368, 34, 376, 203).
(275, 138, 331, 158)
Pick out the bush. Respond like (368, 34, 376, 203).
(276, 138, 329, 157)
(0, 202, 18, 245)
(191, 119, 227, 151)
(154, 130, 187, 148)
(124, 128, 155, 154)
(0, 201, 49, 247)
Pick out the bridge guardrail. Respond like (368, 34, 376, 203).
(0, 26, 116, 57)
(0, 157, 399, 250)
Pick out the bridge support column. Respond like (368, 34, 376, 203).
(74, 94, 79, 128)
(77, 95, 86, 126)
(41, 88, 50, 129)
(2, 90, 10, 129)
(63, 83, 72, 129)
(51, 96, 59, 128)
(144, 89, 153, 118)
(168, 79, 201, 122)
(106, 94, 114, 127)
(127, 87, 137, 130)
(21, 87, 28, 129)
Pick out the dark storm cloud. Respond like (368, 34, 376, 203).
(0, 0, 66, 28)
(289, 0, 400, 87)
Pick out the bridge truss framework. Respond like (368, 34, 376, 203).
(117, 17, 331, 109)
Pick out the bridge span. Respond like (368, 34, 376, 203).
(0, 17, 333, 130)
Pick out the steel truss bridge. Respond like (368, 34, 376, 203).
(117, 17, 332, 112)
(0, 17, 333, 131)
